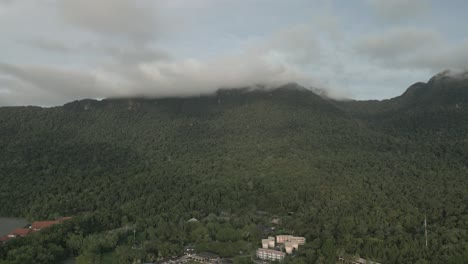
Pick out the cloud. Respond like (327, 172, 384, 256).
(1, 0, 465, 106)
(105, 22, 344, 98)
(367, 0, 429, 20)
(0, 63, 119, 106)
(0, 0, 13, 5)
(355, 27, 468, 72)
(258, 24, 321, 66)
(355, 28, 442, 60)
(23, 37, 172, 67)
(0, 22, 333, 106)
(0, 54, 313, 106)
(402, 41, 468, 71)
(0, 76, 67, 107)
(60, 0, 159, 42)
(25, 39, 73, 53)
(0, 0, 13, 14)
(104, 45, 172, 65)
(135, 53, 314, 97)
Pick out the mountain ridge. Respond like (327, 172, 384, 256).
(0, 70, 467, 264)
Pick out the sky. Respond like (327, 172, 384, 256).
(0, 0, 467, 106)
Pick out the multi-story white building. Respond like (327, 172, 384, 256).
(276, 235, 306, 245)
(262, 236, 276, 249)
(256, 248, 286, 261)
(261, 239, 270, 249)
(268, 236, 275, 248)
(284, 241, 299, 254)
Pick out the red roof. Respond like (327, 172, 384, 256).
(9, 228, 30, 237)
(56, 216, 72, 222)
(31, 221, 59, 230)
(0, 236, 11, 242)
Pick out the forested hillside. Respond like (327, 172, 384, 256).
(0, 75, 467, 264)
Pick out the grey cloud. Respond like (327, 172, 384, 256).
(355, 28, 468, 72)
(402, 41, 468, 71)
(260, 24, 321, 65)
(0, 0, 13, 5)
(367, 0, 429, 20)
(25, 39, 73, 53)
(3, 0, 458, 106)
(253, 16, 343, 67)
(0, 77, 70, 107)
(60, 0, 158, 42)
(0, 38, 320, 106)
(113, 23, 333, 98)
(133, 54, 315, 97)
(24, 37, 171, 65)
(355, 28, 441, 60)
(0, 63, 116, 106)
(0, 20, 348, 106)
(105, 45, 172, 65)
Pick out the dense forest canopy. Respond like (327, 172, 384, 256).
(0, 73, 467, 264)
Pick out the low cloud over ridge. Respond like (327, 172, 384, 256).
(0, 0, 467, 106)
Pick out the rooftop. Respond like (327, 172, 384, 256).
(257, 248, 286, 256)
(56, 216, 72, 222)
(31, 221, 59, 230)
(9, 228, 30, 236)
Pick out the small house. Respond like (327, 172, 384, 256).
(31, 221, 59, 231)
(7, 228, 30, 238)
(0, 236, 10, 245)
(184, 244, 196, 256)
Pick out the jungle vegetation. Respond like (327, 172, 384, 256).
(0, 74, 467, 264)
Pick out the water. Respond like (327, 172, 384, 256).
(0, 217, 28, 236)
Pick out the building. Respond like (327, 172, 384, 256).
(7, 228, 30, 238)
(284, 242, 298, 254)
(0, 236, 10, 245)
(31, 221, 59, 231)
(262, 236, 275, 249)
(261, 239, 270, 249)
(2, 217, 72, 244)
(184, 245, 196, 256)
(187, 218, 199, 223)
(56, 216, 72, 222)
(270, 218, 281, 225)
(276, 235, 305, 245)
(187, 252, 219, 263)
(267, 236, 275, 248)
(256, 248, 286, 261)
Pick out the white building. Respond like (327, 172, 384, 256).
(276, 235, 306, 245)
(268, 236, 275, 248)
(262, 236, 275, 249)
(284, 242, 298, 254)
(261, 239, 270, 249)
(256, 248, 285, 261)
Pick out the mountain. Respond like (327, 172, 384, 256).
(0, 73, 467, 264)
(334, 70, 468, 113)
(333, 70, 468, 140)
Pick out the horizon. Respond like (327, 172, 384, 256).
(1, 0, 467, 106)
